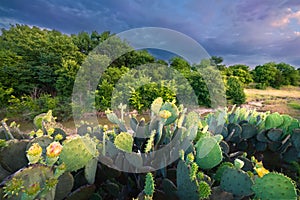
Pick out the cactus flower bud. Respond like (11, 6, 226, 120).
(46, 142, 63, 166)
(26, 143, 42, 164)
(46, 142, 63, 158)
(159, 110, 172, 119)
(186, 153, 195, 164)
(234, 158, 244, 169)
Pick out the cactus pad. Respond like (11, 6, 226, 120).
(84, 158, 98, 184)
(195, 136, 223, 169)
(226, 123, 242, 142)
(1, 165, 56, 199)
(151, 97, 163, 115)
(220, 167, 254, 196)
(59, 135, 98, 172)
(252, 172, 297, 200)
(54, 172, 74, 200)
(265, 112, 283, 129)
(291, 129, 300, 152)
(160, 102, 179, 125)
(266, 129, 282, 142)
(176, 160, 199, 199)
(0, 140, 29, 172)
(114, 132, 133, 153)
(241, 123, 257, 139)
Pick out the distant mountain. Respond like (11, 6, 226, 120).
(146, 48, 179, 63)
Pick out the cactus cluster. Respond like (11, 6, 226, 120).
(0, 99, 299, 199)
(0, 111, 99, 200)
(206, 106, 300, 167)
(175, 154, 212, 199)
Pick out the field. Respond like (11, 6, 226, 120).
(244, 86, 300, 120)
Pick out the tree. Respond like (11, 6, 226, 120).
(275, 62, 299, 86)
(228, 64, 253, 85)
(0, 25, 83, 97)
(170, 57, 191, 72)
(210, 56, 226, 70)
(226, 77, 246, 105)
(253, 62, 282, 89)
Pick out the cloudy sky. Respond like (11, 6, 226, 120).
(1, 0, 300, 68)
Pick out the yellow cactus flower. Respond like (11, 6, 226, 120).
(103, 125, 108, 131)
(54, 134, 63, 141)
(159, 110, 172, 119)
(47, 128, 55, 136)
(27, 143, 42, 156)
(35, 129, 43, 137)
(254, 161, 269, 177)
(46, 142, 63, 158)
(27, 143, 42, 162)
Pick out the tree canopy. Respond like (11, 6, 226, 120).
(0, 24, 299, 120)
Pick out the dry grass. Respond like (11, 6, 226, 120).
(244, 86, 300, 119)
(245, 86, 300, 101)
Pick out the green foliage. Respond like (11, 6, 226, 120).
(226, 76, 246, 105)
(227, 64, 253, 85)
(252, 62, 300, 88)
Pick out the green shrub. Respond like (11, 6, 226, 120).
(226, 76, 246, 105)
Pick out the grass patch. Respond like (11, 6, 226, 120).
(288, 101, 300, 110)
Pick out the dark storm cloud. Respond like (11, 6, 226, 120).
(0, 0, 300, 67)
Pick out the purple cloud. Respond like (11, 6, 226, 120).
(0, 0, 300, 68)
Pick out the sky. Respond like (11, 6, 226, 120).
(1, 0, 300, 68)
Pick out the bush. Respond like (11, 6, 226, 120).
(5, 94, 63, 120)
(226, 77, 246, 105)
(255, 83, 268, 90)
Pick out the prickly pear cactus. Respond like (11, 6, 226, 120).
(176, 160, 199, 200)
(252, 172, 297, 200)
(220, 167, 254, 196)
(105, 110, 127, 132)
(84, 158, 98, 184)
(54, 172, 74, 200)
(144, 172, 155, 197)
(26, 135, 53, 157)
(214, 162, 234, 182)
(195, 136, 223, 169)
(151, 97, 163, 115)
(160, 101, 179, 126)
(241, 123, 257, 139)
(1, 165, 57, 200)
(0, 140, 29, 173)
(265, 112, 283, 129)
(59, 135, 98, 172)
(114, 132, 133, 153)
